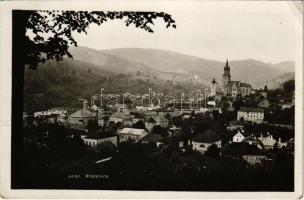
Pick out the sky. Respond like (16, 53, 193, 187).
(73, 1, 302, 64)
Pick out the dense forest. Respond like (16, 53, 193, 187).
(23, 59, 203, 112)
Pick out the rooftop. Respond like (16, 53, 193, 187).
(119, 128, 147, 136)
(226, 81, 251, 88)
(146, 117, 156, 123)
(69, 109, 96, 118)
(242, 136, 264, 148)
(110, 110, 131, 119)
(222, 143, 264, 156)
(239, 107, 264, 113)
(84, 133, 117, 140)
(141, 134, 164, 143)
(193, 133, 221, 143)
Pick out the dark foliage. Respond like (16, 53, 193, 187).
(19, 136, 294, 190)
(25, 11, 176, 69)
(132, 120, 146, 129)
(205, 144, 220, 158)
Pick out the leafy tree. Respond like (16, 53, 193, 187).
(13, 11, 176, 186)
(282, 80, 294, 95)
(132, 120, 146, 129)
(87, 119, 98, 134)
(205, 144, 220, 158)
(18, 10, 176, 69)
(152, 125, 169, 137)
(164, 113, 171, 120)
(95, 141, 117, 158)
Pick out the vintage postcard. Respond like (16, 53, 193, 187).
(0, 0, 303, 199)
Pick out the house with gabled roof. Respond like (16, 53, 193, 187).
(259, 132, 277, 150)
(192, 133, 222, 153)
(141, 133, 165, 147)
(242, 135, 264, 150)
(145, 116, 157, 132)
(68, 100, 96, 130)
(258, 99, 271, 109)
(222, 142, 266, 165)
(118, 128, 149, 142)
(232, 130, 245, 143)
(82, 133, 118, 148)
(108, 110, 133, 126)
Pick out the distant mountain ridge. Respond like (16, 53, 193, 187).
(24, 46, 295, 112)
(69, 46, 294, 88)
(263, 72, 295, 90)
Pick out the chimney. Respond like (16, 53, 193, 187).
(279, 137, 281, 143)
(83, 99, 88, 111)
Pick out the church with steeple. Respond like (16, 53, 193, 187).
(221, 59, 252, 97)
(222, 59, 231, 88)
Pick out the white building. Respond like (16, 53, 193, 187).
(192, 133, 221, 153)
(82, 134, 118, 148)
(210, 78, 217, 96)
(118, 128, 149, 142)
(237, 107, 264, 123)
(232, 130, 245, 143)
(259, 133, 277, 150)
(108, 110, 133, 125)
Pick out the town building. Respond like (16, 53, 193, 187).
(280, 102, 294, 110)
(237, 107, 264, 123)
(259, 133, 277, 150)
(131, 112, 145, 124)
(97, 114, 109, 127)
(210, 78, 217, 96)
(118, 128, 149, 142)
(258, 99, 271, 108)
(227, 121, 244, 131)
(68, 100, 97, 129)
(144, 114, 169, 128)
(82, 134, 118, 148)
(145, 117, 157, 132)
(277, 138, 288, 148)
(192, 133, 222, 153)
(222, 143, 266, 165)
(108, 110, 133, 126)
(242, 135, 264, 150)
(141, 134, 165, 147)
(232, 130, 245, 143)
(222, 60, 252, 97)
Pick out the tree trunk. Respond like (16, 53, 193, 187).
(11, 10, 30, 188)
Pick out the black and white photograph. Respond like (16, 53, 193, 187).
(0, 0, 303, 198)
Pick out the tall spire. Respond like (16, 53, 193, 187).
(225, 59, 229, 68)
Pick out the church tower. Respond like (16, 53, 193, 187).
(210, 78, 217, 96)
(222, 59, 231, 89)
